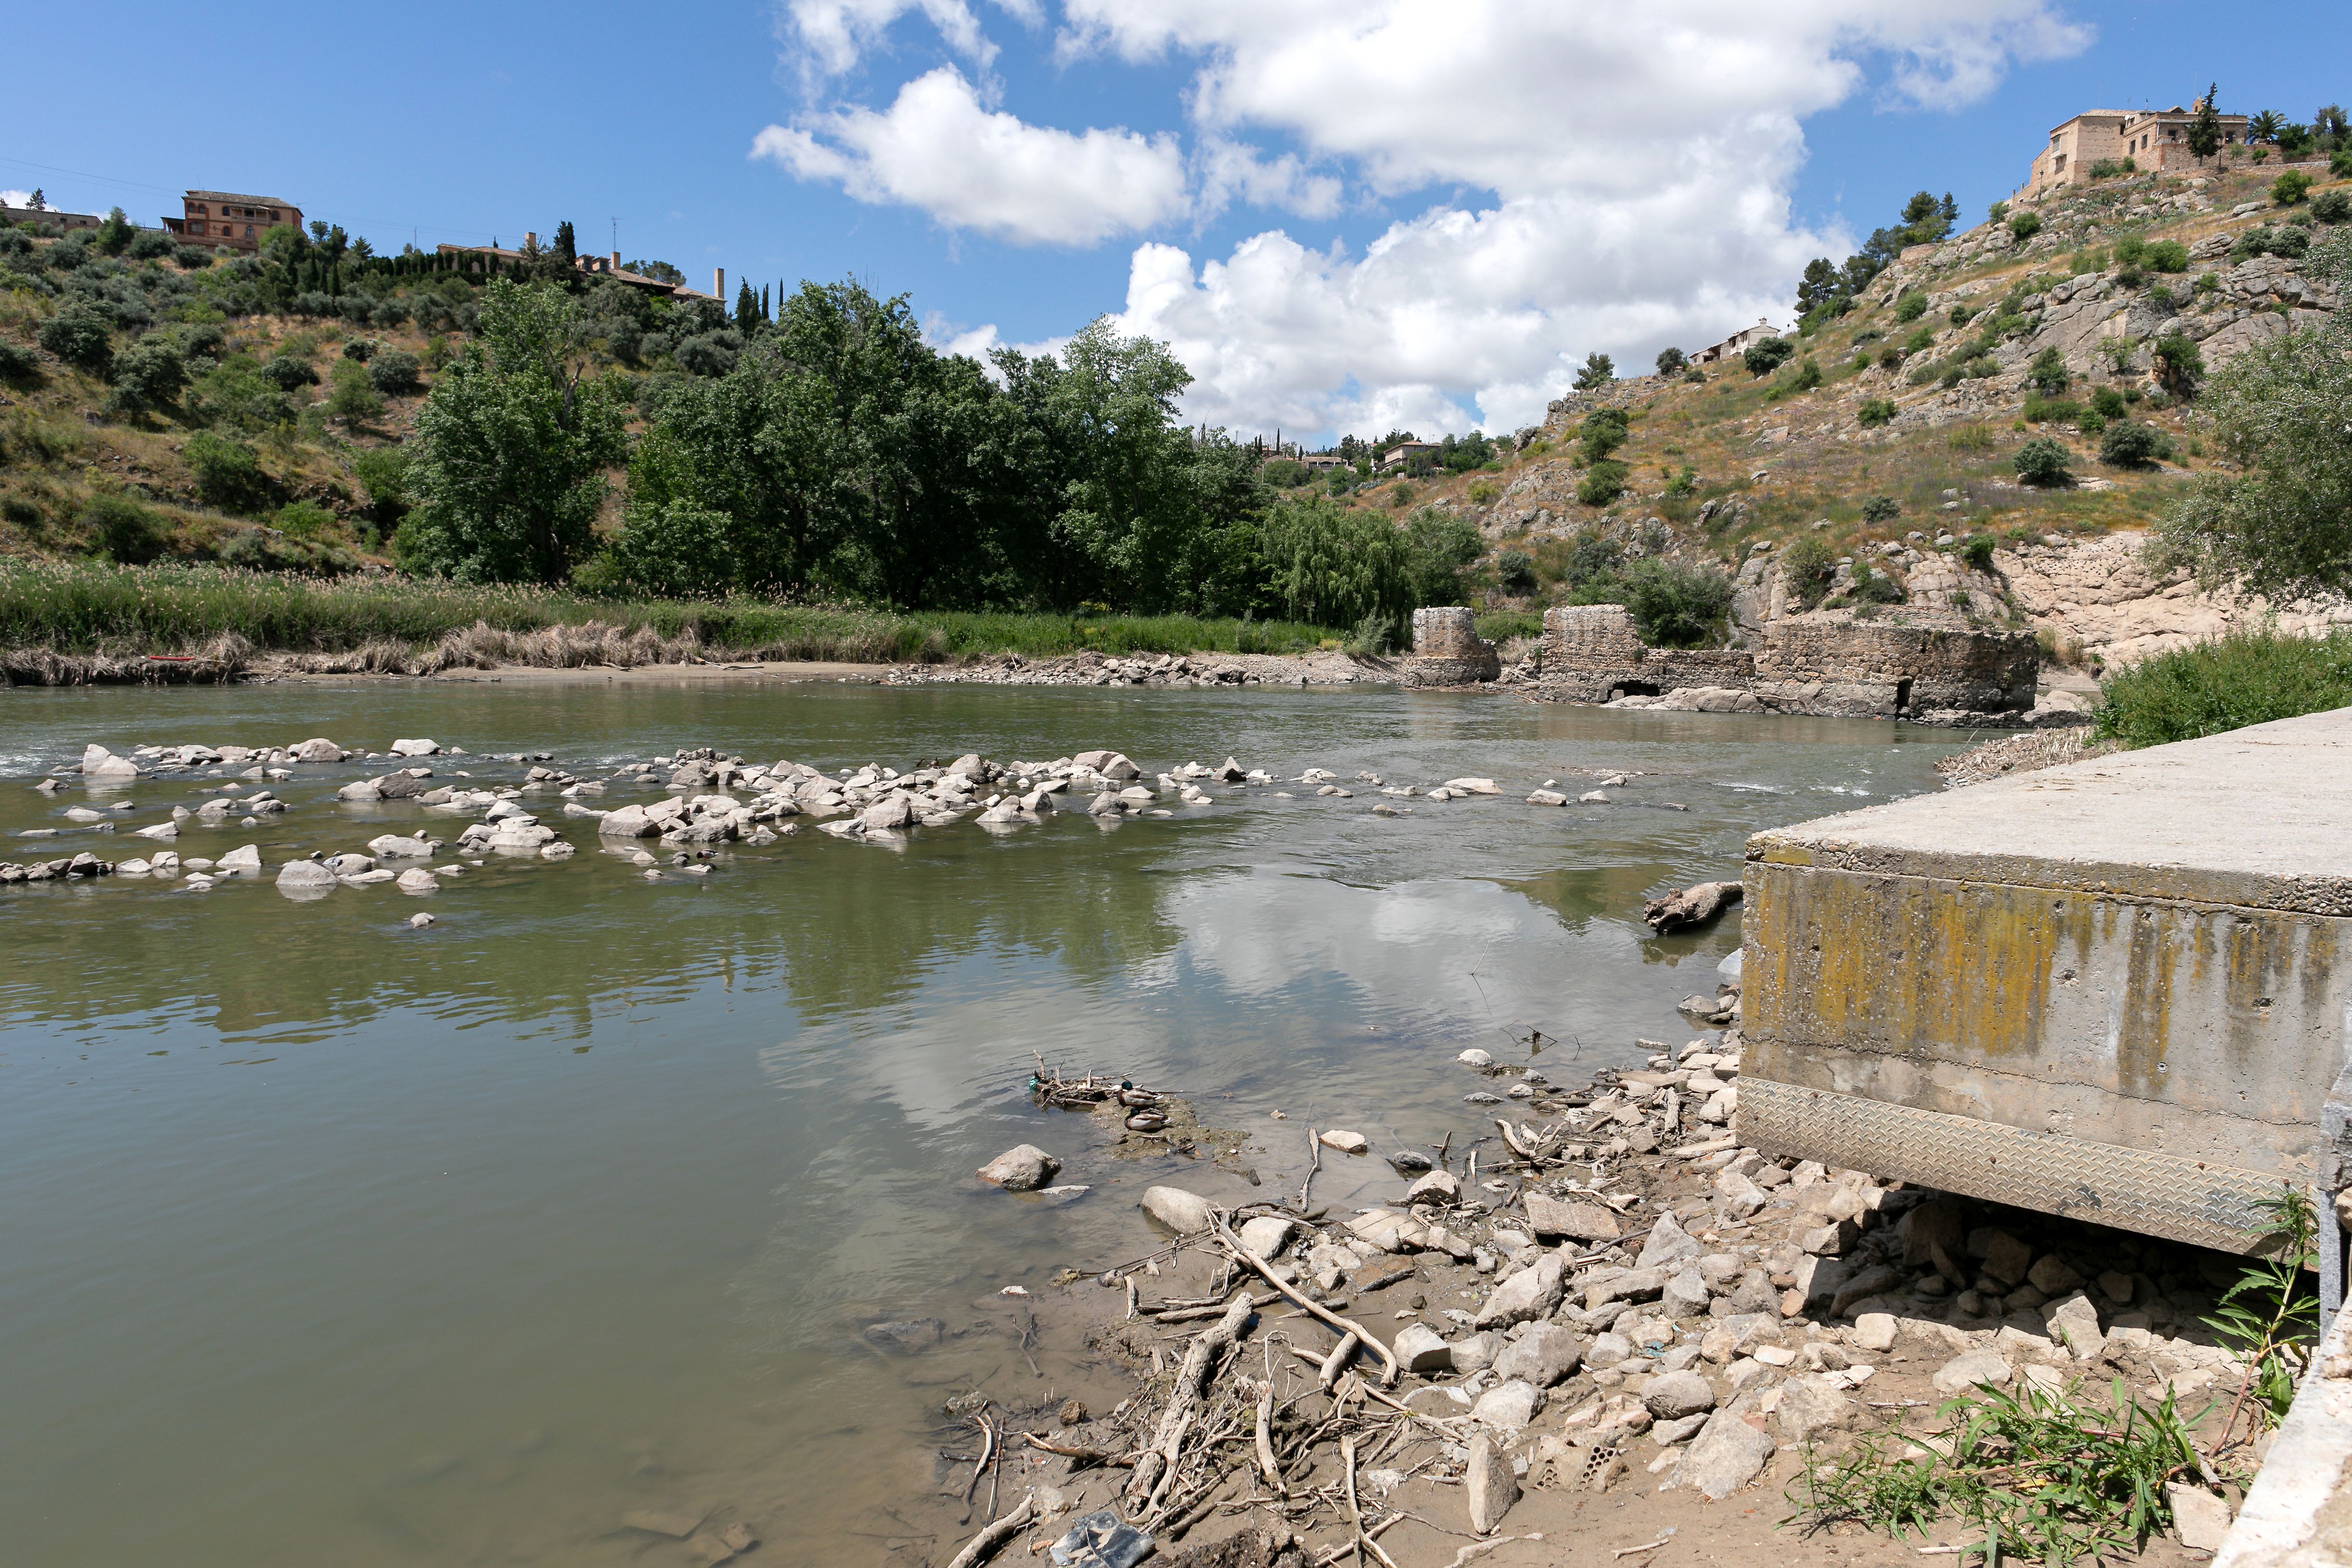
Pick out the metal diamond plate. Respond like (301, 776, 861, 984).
(1737, 1074, 2293, 1254)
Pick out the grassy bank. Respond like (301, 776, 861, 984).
(2095, 626, 2352, 748)
(0, 561, 1342, 668)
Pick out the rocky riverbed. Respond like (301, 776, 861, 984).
(917, 985, 2264, 1568)
(3, 732, 1686, 892)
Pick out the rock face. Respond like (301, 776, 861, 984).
(2000, 529, 2352, 672)
(1643, 880, 1743, 934)
(977, 1145, 1061, 1191)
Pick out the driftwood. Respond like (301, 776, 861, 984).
(943, 1493, 1032, 1568)
(1209, 1213, 1400, 1386)
(1126, 1293, 1256, 1504)
(1641, 879, 1742, 933)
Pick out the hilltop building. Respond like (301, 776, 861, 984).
(434, 238, 721, 302)
(1691, 318, 1787, 367)
(163, 191, 304, 254)
(0, 201, 104, 234)
(2014, 103, 2250, 201)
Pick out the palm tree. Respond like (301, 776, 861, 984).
(2248, 109, 2286, 145)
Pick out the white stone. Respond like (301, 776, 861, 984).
(390, 739, 440, 757)
(1318, 1129, 1368, 1154)
(1237, 1216, 1295, 1259)
(977, 1145, 1061, 1191)
(1140, 1186, 1215, 1233)
(216, 844, 262, 872)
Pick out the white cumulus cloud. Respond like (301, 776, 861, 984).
(764, 0, 2091, 436)
(753, 65, 1190, 246)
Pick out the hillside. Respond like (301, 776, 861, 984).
(1364, 154, 2349, 673)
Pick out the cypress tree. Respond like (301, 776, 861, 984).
(2189, 86, 2223, 161)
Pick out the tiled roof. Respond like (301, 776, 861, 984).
(185, 191, 299, 208)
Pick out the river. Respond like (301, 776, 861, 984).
(0, 676, 1967, 1565)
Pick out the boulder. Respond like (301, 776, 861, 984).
(1237, 1216, 1295, 1259)
(1140, 1186, 1216, 1234)
(977, 1145, 1061, 1191)
(1524, 1192, 1621, 1242)
(134, 822, 179, 841)
(82, 748, 140, 779)
(1475, 1252, 1565, 1328)
(337, 781, 384, 802)
(367, 835, 435, 859)
(274, 859, 337, 892)
(1637, 1211, 1704, 1271)
(1662, 1267, 1711, 1318)
(390, 739, 440, 757)
(1394, 1323, 1453, 1374)
(291, 738, 346, 763)
(1440, 778, 1501, 795)
(1774, 1377, 1860, 1442)
(1642, 880, 1742, 933)
(1318, 1129, 1369, 1154)
(1932, 1349, 2015, 1395)
(1851, 1313, 1898, 1352)
(1678, 1407, 1776, 1499)
(597, 804, 663, 838)
(395, 868, 439, 893)
(216, 844, 262, 872)
(1470, 1378, 1543, 1437)
(1447, 1331, 1498, 1374)
(1491, 1322, 1584, 1387)
(1405, 1169, 1460, 1205)
(1465, 1430, 1518, 1534)
(1642, 1370, 1717, 1422)
(861, 793, 919, 831)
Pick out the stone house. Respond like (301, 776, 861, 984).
(163, 191, 304, 254)
(2015, 104, 2249, 202)
(1691, 319, 1787, 367)
(1376, 440, 1440, 474)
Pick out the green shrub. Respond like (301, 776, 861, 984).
(2153, 333, 2205, 397)
(349, 446, 409, 537)
(2090, 386, 2127, 419)
(1961, 535, 1997, 570)
(1474, 610, 1542, 644)
(2314, 189, 2352, 224)
(2146, 239, 2190, 272)
(1576, 459, 1629, 506)
(1852, 566, 1903, 604)
(1259, 457, 1308, 488)
(2008, 210, 2043, 242)
(2100, 420, 2171, 468)
(106, 337, 186, 416)
(2077, 409, 2108, 436)
(1894, 292, 1928, 323)
(2273, 170, 2315, 206)
(83, 495, 164, 563)
(37, 302, 114, 373)
(1876, 344, 1903, 370)
(2027, 345, 2071, 394)
(1779, 534, 1838, 608)
(2023, 394, 2082, 424)
(1742, 336, 1795, 377)
(1788, 357, 1822, 393)
(272, 501, 337, 540)
(182, 430, 271, 514)
(1856, 398, 1896, 428)
(1495, 549, 1537, 594)
(2097, 628, 2352, 748)
(1860, 495, 1900, 523)
(1904, 325, 1935, 354)
(2014, 436, 2073, 486)
(368, 349, 422, 396)
(1615, 557, 1734, 647)
(1578, 408, 1628, 463)
(2335, 150, 2352, 179)
(260, 355, 317, 390)
(325, 360, 383, 427)
(614, 499, 747, 597)
(0, 340, 42, 383)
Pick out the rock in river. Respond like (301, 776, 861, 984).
(275, 860, 337, 894)
(1140, 1186, 1216, 1234)
(977, 1145, 1061, 1191)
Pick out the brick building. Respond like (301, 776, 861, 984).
(2014, 103, 2249, 201)
(163, 191, 304, 253)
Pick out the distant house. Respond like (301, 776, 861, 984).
(0, 201, 103, 234)
(2014, 103, 2249, 201)
(434, 239, 722, 302)
(1375, 440, 1439, 473)
(164, 191, 304, 254)
(1297, 453, 1351, 474)
(1691, 319, 1786, 367)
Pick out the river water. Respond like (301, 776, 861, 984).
(0, 677, 1967, 1565)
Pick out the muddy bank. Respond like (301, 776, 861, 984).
(918, 1012, 2270, 1568)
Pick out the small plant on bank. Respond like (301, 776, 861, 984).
(1779, 534, 1839, 608)
(2095, 629, 2352, 747)
(1961, 534, 1997, 571)
(2014, 435, 2074, 487)
(1784, 1377, 2206, 1564)
(1894, 291, 1929, 323)
(1857, 398, 1897, 428)
(2205, 1187, 2321, 1436)
(1860, 495, 1900, 523)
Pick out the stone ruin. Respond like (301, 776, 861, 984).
(1536, 604, 2038, 722)
(1406, 607, 1501, 687)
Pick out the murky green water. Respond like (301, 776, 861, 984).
(0, 676, 1966, 1564)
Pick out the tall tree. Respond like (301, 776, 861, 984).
(396, 280, 626, 582)
(734, 280, 762, 334)
(553, 220, 576, 267)
(2187, 87, 2223, 161)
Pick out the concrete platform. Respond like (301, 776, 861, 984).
(1736, 707, 2352, 1251)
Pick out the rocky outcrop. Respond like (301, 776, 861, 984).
(1999, 530, 2352, 668)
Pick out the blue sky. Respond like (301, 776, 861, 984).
(7, 1, 2342, 442)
